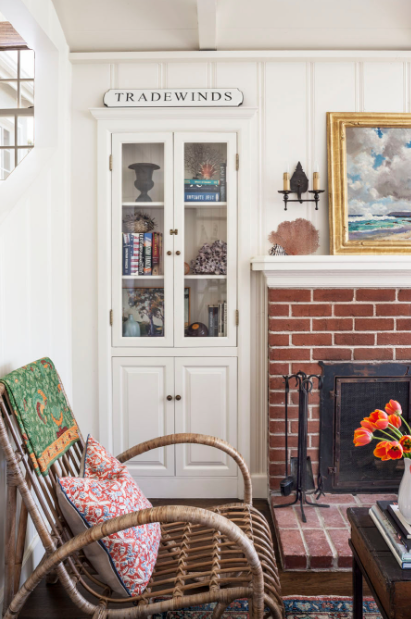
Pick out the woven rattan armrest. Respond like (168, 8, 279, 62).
(5, 505, 267, 619)
(116, 433, 253, 504)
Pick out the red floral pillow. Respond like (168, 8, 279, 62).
(57, 436, 161, 597)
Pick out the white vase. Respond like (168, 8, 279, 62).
(398, 459, 411, 524)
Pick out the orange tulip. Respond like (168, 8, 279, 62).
(373, 441, 392, 461)
(400, 435, 411, 454)
(364, 410, 389, 430)
(389, 414, 402, 429)
(360, 418, 376, 431)
(387, 441, 403, 460)
(385, 399, 402, 416)
(354, 427, 373, 446)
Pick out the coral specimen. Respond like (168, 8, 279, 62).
(185, 143, 222, 179)
(268, 218, 319, 255)
(191, 240, 227, 275)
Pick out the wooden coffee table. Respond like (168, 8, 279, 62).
(348, 507, 411, 619)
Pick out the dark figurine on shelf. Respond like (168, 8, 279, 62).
(187, 322, 209, 337)
(128, 162, 160, 202)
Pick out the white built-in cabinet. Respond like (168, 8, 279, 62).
(112, 357, 237, 497)
(93, 109, 254, 499)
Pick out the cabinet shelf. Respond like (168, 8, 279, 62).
(122, 275, 164, 280)
(123, 201, 164, 208)
(184, 275, 227, 280)
(184, 202, 227, 208)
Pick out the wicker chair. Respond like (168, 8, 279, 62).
(0, 380, 283, 619)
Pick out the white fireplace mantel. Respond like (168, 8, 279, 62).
(251, 255, 411, 287)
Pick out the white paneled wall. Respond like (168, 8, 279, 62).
(71, 53, 411, 491)
(0, 0, 71, 601)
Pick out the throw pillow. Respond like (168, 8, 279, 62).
(56, 435, 161, 596)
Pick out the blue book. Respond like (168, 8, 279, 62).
(123, 233, 132, 275)
(185, 192, 220, 202)
(184, 179, 219, 185)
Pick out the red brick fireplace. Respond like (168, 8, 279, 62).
(251, 255, 411, 571)
(268, 286, 411, 493)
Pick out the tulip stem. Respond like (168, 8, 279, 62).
(388, 423, 403, 439)
(375, 429, 399, 441)
(402, 417, 411, 435)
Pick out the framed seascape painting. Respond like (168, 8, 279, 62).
(328, 112, 411, 254)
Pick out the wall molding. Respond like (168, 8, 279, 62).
(70, 50, 411, 64)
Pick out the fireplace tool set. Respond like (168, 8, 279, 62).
(273, 371, 329, 523)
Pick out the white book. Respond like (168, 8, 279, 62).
(369, 506, 411, 569)
(390, 504, 411, 539)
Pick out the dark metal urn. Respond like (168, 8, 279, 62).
(128, 162, 160, 202)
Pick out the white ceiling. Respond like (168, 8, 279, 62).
(51, 0, 411, 52)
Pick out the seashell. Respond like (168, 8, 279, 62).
(269, 244, 288, 256)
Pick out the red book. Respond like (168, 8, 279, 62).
(152, 232, 159, 275)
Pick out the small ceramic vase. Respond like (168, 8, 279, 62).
(398, 459, 411, 524)
(123, 314, 140, 337)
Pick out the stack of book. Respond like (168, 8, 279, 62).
(123, 232, 163, 276)
(208, 301, 227, 337)
(369, 501, 411, 569)
(184, 163, 227, 203)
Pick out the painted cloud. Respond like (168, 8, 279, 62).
(346, 127, 411, 218)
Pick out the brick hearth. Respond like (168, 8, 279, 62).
(271, 493, 397, 570)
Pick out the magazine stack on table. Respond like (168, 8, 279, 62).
(369, 500, 411, 569)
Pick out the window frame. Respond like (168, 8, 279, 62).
(0, 48, 34, 180)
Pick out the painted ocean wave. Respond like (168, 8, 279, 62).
(348, 216, 411, 239)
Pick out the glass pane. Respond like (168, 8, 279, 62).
(17, 147, 33, 163)
(20, 80, 34, 108)
(0, 118, 15, 145)
(0, 148, 15, 180)
(122, 142, 164, 203)
(0, 81, 18, 108)
(17, 115, 34, 145)
(0, 50, 18, 79)
(121, 142, 165, 338)
(20, 50, 35, 79)
(122, 284, 164, 337)
(183, 142, 228, 338)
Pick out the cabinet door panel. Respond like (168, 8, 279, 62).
(173, 132, 237, 348)
(112, 357, 174, 477)
(175, 357, 237, 477)
(112, 132, 174, 347)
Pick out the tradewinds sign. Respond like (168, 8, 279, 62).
(104, 88, 243, 108)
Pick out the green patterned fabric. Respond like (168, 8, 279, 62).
(0, 358, 80, 476)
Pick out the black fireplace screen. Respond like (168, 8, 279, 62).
(319, 362, 411, 493)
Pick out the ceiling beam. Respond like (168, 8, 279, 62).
(196, 0, 217, 51)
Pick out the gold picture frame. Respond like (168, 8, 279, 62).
(327, 112, 411, 254)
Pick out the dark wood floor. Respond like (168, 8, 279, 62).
(15, 498, 360, 617)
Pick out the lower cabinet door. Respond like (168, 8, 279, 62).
(174, 357, 238, 478)
(112, 357, 175, 478)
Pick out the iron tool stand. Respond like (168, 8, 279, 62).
(272, 372, 329, 523)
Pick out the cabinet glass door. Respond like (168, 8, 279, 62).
(174, 133, 237, 347)
(112, 133, 173, 347)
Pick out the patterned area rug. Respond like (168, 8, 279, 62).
(152, 596, 382, 618)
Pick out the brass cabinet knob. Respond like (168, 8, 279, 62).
(166, 395, 172, 401)
(176, 250, 181, 256)
(175, 395, 182, 401)
(167, 251, 172, 256)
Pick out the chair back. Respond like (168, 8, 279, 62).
(0, 358, 87, 604)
